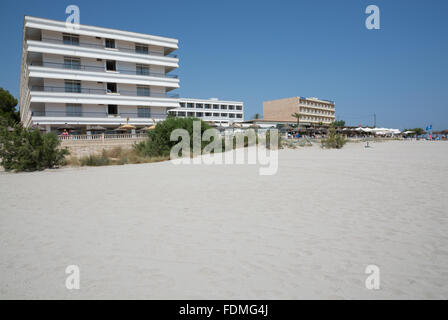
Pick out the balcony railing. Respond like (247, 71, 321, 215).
(38, 37, 178, 58)
(30, 85, 179, 98)
(29, 61, 178, 79)
(31, 110, 169, 118)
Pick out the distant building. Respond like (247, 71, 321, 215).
(263, 97, 335, 125)
(169, 98, 244, 126)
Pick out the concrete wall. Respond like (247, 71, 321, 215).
(61, 137, 146, 158)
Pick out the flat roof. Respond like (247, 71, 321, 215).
(180, 97, 244, 104)
(24, 15, 178, 49)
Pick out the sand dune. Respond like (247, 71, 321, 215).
(0, 140, 447, 299)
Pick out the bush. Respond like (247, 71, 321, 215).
(321, 127, 347, 149)
(135, 117, 211, 157)
(79, 150, 110, 166)
(0, 124, 69, 171)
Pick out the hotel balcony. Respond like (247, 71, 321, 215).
(27, 61, 179, 89)
(29, 85, 180, 108)
(30, 109, 170, 126)
(26, 39, 179, 70)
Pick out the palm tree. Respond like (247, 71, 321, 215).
(291, 112, 300, 128)
(252, 113, 260, 120)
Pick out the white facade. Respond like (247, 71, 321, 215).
(169, 98, 244, 125)
(19, 16, 180, 133)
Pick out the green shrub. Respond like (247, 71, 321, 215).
(135, 117, 211, 157)
(321, 127, 347, 149)
(0, 123, 69, 172)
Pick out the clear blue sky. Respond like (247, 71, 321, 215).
(0, 0, 447, 129)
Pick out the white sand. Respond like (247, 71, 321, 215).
(0, 140, 447, 299)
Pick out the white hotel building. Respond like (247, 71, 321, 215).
(170, 98, 244, 126)
(19, 16, 181, 133)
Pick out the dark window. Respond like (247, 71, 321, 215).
(205, 104, 211, 109)
(106, 60, 116, 71)
(236, 114, 242, 118)
(107, 83, 117, 93)
(66, 104, 82, 117)
(213, 104, 219, 109)
(64, 80, 81, 93)
(64, 57, 81, 70)
(180, 102, 186, 108)
(137, 86, 150, 96)
(136, 64, 149, 75)
(105, 39, 116, 48)
(108, 105, 118, 115)
(187, 103, 194, 108)
(63, 33, 79, 46)
(137, 107, 151, 118)
(135, 44, 149, 54)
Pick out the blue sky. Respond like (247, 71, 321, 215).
(0, 0, 447, 129)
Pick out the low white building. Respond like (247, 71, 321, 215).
(169, 98, 244, 126)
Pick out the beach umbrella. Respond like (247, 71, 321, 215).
(141, 124, 156, 131)
(57, 123, 76, 130)
(117, 117, 136, 131)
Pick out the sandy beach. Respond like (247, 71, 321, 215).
(0, 140, 447, 299)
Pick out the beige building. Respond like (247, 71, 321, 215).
(263, 96, 335, 125)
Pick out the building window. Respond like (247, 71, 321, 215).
(221, 113, 228, 117)
(187, 103, 194, 108)
(64, 80, 81, 93)
(106, 60, 116, 71)
(187, 112, 194, 117)
(196, 112, 203, 117)
(180, 102, 185, 108)
(178, 111, 186, 117)
(205, 112, 212, 117)
(137, 107, 151, 118)
(205, 104, 211, 109)
(137, 86, 150, 96)
(105, 38, 116, 49)
(213, 113, 219, 117)
(236, 114, 242, 118)
(106, 83, 117, 93)
(229, 105, 235, 110)
(229, 113, 235, 118)
(236, 105, 242, 110)
(108, 105, 118, 115)
(213, 104, 219, 109)
(136, 64, 149, 75)
(64, 57, 81, 70)
(135, 44, 149, 54)
(63, 33, 79, 46)
(196, 104, 203, 109)
(66, 104, 82, 117)
(221, 105, 227, 110)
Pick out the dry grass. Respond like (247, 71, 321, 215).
(65, 147, 170, 167)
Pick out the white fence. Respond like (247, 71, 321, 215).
(58, 133, 147, 141)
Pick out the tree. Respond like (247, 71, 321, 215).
(0, 124, 69, 172)
(332, 120, 346, 127)
(291, 112, 300, 128)
(0, 88, 19, 125)
(252, 113, 260, 120)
